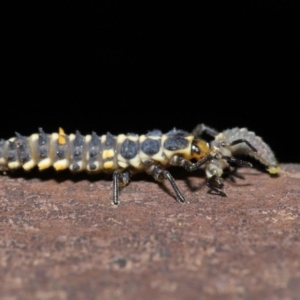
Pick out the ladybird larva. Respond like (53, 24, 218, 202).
(0, 126, 279, 204)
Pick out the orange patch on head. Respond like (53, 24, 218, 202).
(192, 139, 210, 160)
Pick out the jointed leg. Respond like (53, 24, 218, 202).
(207, 175, 227, 197)
(222, 156, 253, 167)
(149, 165, 186, 203)
(192, 124, 219, 139)
(171, 153, 215, 171)
(230, 139, 257, 152)
(112, 170, 130, 205)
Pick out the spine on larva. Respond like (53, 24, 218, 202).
(213, 128, 280, 174)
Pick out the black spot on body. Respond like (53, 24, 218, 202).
(89, 163, 96, 170)
(57, 148, 65, 158)
(121, 139, 137, 159)
(141, 139, 160, 155)
(72, 163, 80, 171)
(7, 153, 16, 161)
(73, 149, 82, 158)
(89, 148, 98, 158)
(19, 152, 30, 163)
(39, 148, 48, 159)
(164, 136, 189, 151)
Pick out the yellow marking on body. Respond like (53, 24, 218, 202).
(103, 149, 114, 159)
(117, 134, 127, 145)
(29, 133, 39, 142)
(68, 133, 75, 142)
(58, 127, 67, 145)
(85, 135, 92, 143)
(129, 156, 142, 169)
(53, 159, 69, 171)
(23, 159, 36, 171)
(0, 158, 7, 165)
(104, 161, 114, 169)
(118, 161, 129, 169)
(38, 158, 52, 170)
(8, 161, 21, 169)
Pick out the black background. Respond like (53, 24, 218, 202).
(3, 1, 299, 163)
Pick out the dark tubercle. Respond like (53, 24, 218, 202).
(15, 132, 30, 163)
(141, 139, 160, 155)
(120, 139, 137, 159)
(164, 129, 189, 151)
(38, 128, 49, 159)
(38, 128, 47, 145)
(72, 131, 84, 160)
(105, 132, 114, 147)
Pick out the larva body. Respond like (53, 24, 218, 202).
(0, 125, 279, 204)
(0, 128, 196, 174)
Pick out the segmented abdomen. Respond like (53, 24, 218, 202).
(213, 127, 280, 174)
(0, 128, 193, 173)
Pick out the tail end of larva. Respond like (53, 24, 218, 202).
(268, 165, 281, 175)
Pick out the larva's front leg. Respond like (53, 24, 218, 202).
(170, 154, 215, 171)
(192, 123, 219, 139)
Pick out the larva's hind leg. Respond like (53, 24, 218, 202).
(148, 164, 186, 203)
(112, 170, 130, 205)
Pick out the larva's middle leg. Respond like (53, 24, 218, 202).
(148, 164, 186, 203)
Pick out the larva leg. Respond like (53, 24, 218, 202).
(112, 170, 130, 205)
(171, 155, 227, 196)
(229, 139, 258, 152)
(150, 165, 186, 203)
(192, 124, 219, 138)
(227, 166, 245, 182)
(207, 175, 227, 197)
(222, 156, 253, 168)
(171, 154, 215, 171)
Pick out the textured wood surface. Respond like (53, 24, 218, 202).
(0, 164, 300, 300)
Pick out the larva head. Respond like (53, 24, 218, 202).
(213, 128, 280, 175)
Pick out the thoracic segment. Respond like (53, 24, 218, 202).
(0, 128, 193, 174)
